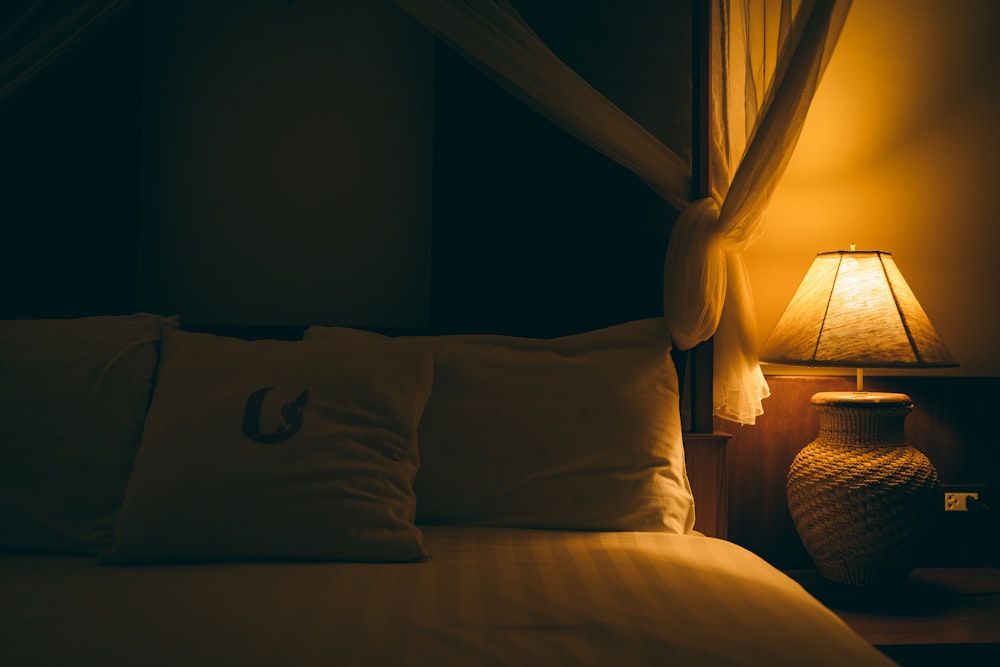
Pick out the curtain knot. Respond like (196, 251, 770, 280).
(662, 197, 727, 351)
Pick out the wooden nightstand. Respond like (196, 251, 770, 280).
(787, 568, 1000, 666)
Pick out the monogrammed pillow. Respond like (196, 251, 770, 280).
(102, 330, 433, 564)
(306, 318, 694, 534)
(0, 313, 177, 554)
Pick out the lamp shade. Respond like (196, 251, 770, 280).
(759, 250, 958, 368)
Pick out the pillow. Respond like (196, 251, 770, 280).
(305, 318, 695, 534)
(102, 330, 433, 564)
(0, 313, 177, 554)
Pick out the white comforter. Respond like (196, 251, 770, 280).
(0, 527, 895, 666)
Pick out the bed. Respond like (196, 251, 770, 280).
(2, 529, 891, 667)
(0, 313, 896, 666)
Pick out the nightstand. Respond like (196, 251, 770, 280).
(787, 568, 1000, 666)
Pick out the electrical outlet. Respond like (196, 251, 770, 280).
(941, 484, 989, 512)
(929, 484, 993, 567)
(944, 491, 979, 512)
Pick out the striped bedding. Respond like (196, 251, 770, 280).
(0, 527, 894, 667)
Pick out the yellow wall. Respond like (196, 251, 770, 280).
(748, 0, 1000, 376)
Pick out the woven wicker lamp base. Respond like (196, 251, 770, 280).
(786, 391, 939, 588)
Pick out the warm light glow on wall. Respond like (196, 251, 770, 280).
(748, 0, 1000, 376)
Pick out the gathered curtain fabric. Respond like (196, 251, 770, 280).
(0, 0, 136, 105)
(395, 0, 852, 424)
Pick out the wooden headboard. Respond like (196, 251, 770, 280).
(3, 2, 728, 536)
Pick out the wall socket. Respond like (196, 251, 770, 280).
(942, 485, 989, 512)
(945, 491, 979, 511)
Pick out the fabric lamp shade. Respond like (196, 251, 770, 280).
(759, 250, 957, 369)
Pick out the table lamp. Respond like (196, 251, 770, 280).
(759, 248, 958, 587)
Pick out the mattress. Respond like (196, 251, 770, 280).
(0, 527, 894, 667)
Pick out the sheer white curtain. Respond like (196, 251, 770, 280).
(393, 0, 691, 211)
(0, 0, 136, 105)
(396, 0, 851, 424)
(696, 0, 852, 423)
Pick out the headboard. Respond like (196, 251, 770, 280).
(1, 2, 727, 536)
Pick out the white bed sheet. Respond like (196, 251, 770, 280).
(0, 527, 895, 666)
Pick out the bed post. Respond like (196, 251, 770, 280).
(689, 0, 714, 436)
(682, 0, 731, 540)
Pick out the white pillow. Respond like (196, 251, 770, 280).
(306, 318, 695, 534)
(102, 330, 433, 564)
(0, 313, 177, 553)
